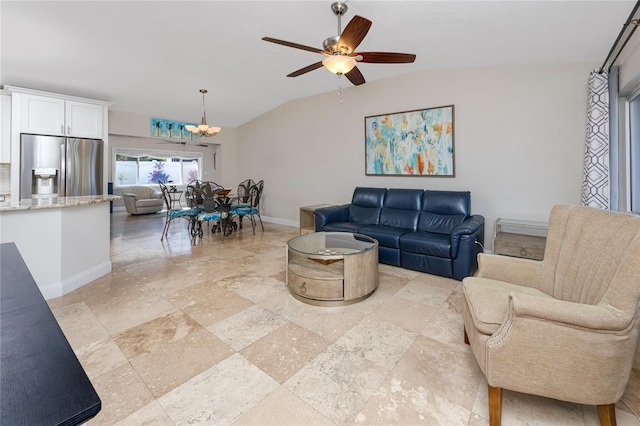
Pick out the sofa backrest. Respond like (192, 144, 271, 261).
(348, 187, 386, 225)
(126, 186, 161, 199)
(418, 190, 470, 234)
(379, 188, 423, 230)
(542, 205, 640, 315)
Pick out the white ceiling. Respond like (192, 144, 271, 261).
(1, 1, 634, 128)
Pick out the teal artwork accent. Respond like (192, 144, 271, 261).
(365, 105, 455, 177)
(150, 118, 200, 139)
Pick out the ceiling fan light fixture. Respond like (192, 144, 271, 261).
(186, 89, 221, 137)
(322, 54, 356, 75)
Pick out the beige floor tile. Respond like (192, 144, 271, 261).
(354, 373, 472, 425)
(89, 363, 155, 425)
(130, 327, 234, 398)
(86, 288, 177, 335)
(51, 301, 110, 350)
(290, 305, 367, 342)
(393, 335, 483, 411)
(395, 275, 456, 305)
(207, 305, 288, 351)
(333, 317, 417, 370)
(368, 295, 440, 334)
(240, 322, 330, 383)
(75, 337, 129, 380)
(113, 310, 205, 358)
(164, 280, 255, 327)
(47, 289, 84, 309)
(114, 400, 174, 426)
(234, 386, 334, 426)
(284, 343, 390, 425)
(159, 353, 279, 425)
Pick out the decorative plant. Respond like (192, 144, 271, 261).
(117, 172, 128, 185)
(148, 161, 170, 183)
(188, 168, 198, 182)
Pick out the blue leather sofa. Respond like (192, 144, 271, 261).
(314, 187, 485, 280)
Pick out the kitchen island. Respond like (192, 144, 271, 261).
(0, 195, 120, 299)
(1, 242, 101, 425)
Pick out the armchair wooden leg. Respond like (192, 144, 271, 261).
(488, 385, 502, 426)
(597, 404, 616, 426)
(464, 327, 469, 345)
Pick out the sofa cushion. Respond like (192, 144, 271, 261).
(379, 189, 422, 231)
(400, 231, 451, 258)
(347, 187, 386, 225)
(419, 190, 470, 234)
(349, 205, 381, 225)
(352, 187, 387, 208)
(359, 225, 408, 249)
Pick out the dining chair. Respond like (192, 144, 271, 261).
(233, 179, 264, 233)
(158, 182, 200, 241)
(192, 182, 236, 244)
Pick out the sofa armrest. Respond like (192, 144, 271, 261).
(452, 214, 484, 238)
(451, 214, 484, 256)
(314, 205, 349, 231)
(122, 192, 137, 199)
(475, 253, 543, 290)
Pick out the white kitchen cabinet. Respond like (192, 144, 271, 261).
(0, 91, 11, 163)
(19, 93, 103, 139)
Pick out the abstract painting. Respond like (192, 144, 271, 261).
(365, 105, 455, 176)
(150, 118, 199, 140)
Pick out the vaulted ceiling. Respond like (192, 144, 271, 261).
(1, 1, 633, 127)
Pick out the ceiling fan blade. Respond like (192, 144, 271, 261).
(338, 15, 372, 53)
(356, 52, 417, 64)
(287, 61, 324, 77)
(345, 66, 366, 86)
(262, 37, 324, 54)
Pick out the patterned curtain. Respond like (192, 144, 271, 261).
(581, 70, 610, 209)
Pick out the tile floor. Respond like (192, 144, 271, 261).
(47, 211, 640, 425)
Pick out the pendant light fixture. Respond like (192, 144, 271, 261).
(185, 89, 221, 137)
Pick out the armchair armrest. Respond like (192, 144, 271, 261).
(314, 204, 349, 231)
(122, 192, 137, 199)
(509, 293, 631, 332)
(475, 253, 543, 290)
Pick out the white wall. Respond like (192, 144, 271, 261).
(237, 62, 594, 238)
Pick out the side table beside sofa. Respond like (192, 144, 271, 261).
(314, 187, 485, 280)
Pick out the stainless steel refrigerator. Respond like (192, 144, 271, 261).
(20, 134, 103, 199)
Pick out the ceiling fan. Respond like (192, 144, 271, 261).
(262, 1, 416, 86)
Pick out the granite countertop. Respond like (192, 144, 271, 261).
(0, 195, 121, 212)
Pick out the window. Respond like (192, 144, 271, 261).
(114, 148, 202, 187)
(630, 90, 640, 213)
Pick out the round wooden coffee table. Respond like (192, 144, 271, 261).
(286, 232, 379, 306)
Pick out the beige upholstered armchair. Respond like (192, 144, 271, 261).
(122, 185, 164, 215)
(462, 205, 640, 426)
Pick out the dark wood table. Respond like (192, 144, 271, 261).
(1, 242, 101, 425)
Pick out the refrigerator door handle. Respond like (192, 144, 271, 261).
(59, 139, 66, 197)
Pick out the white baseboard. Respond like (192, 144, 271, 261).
(261, 215, 298, 228)
(39, 261, 112, 300)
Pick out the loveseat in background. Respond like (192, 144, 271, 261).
(314, 187, 485, 280)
